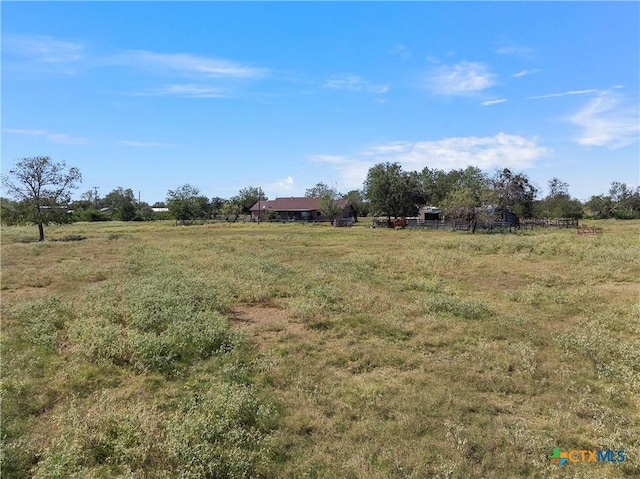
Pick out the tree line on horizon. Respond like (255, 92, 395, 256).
(2, 156, 639, 240)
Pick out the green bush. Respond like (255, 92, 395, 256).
(71, 316, 129, 365)
(31, 399, 165, 478)
(122, 274, 236, 372)
(125, 274, 227, 333)
(10, 295, 72, 351)
(426, 293, 492, 320)
(167, 381, 275, 479)
(71, 269, 238, 374)
(165, 312, 238, 360)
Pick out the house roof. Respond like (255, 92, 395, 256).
(250, 197, 348, 212)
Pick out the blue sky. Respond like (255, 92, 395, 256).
(2, 1, 639, 204)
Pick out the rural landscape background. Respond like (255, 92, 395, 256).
(1, 218, 638, 478)
(2, 2, 639, 478)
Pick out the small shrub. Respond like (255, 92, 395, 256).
(71, 316, 129, 365)
(167, 381, 275, 479)
(125, 274, 227, 333)
(121, 273, 238, 373)
(555, 322, 640, 390)
(61, 262, 111, 283)
(426, 293, 492, 320)
(401, 277, 443, 293)
(10, 296, 72, 351)
(165, 312, 238, 360)
(130, 331, 179, 373)
(0, 437, 36, 479)
(31, 397, 164, 478)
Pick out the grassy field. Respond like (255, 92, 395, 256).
(1, 220, 639, 478)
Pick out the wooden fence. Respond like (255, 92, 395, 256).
(372, 217, 581, 231)
(373, 218, 473, 231)
(519, 218, 579, 229)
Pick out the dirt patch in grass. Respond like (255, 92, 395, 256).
(231, 304, 308, 340)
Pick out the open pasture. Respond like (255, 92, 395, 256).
(1, 220, 639, 478)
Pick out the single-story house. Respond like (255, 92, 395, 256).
(250, 197, 353, 222)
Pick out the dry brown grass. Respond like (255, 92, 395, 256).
(1, 219, 639, 478)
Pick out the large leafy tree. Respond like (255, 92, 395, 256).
(314, 184, 343, 224)
(585, 195, 614, 219)
(233, 187, 266, 215)
(440, 167, 490, 233)
(103, 187, 137, 221)
(583, 182, 640, 219)
(219, 200, 241, 221)
(418, 167, 458, 206)
(441, 187, 481, 232)
(491, 168, 537, 218)
(1, 156, 81, 241)
(536, 178, 583, 219)
(305, 182, 338, 198)
(608, 182, 640, 218)
(318, 194, 343, 224)
(209, 197, 225, 217)
(343, 189, 365, 221)
(363, 162, 422, 222)
(166, 184, 208, 223)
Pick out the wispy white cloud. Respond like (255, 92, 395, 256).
(310, 154, 348, 164)
(496, 41, 535, 59)
(267, 176, 295, 193)
(570, 91, 640, 149)
(309, 155, 372, 190)
(4, 128, 88, 145)
(3, 34, 84, 63)
(481, 99, 508, 107)
(360, 142, 411, 156)
(428, 61, 498, 96)
(513, 69, 541, 78)
(529, 89, 599, 100)
(105, 50, 266, 78)
(324, 75, 389, 94)
(311, 133, 550, 189)
(118, 140, 174, 147)
(391, 44, 411, 60)
(397, 133, 550, 170)
(133, 84, 229, 98)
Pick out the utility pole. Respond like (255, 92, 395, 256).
(93, 186, 99, 209)
(257, 187, 261, 224)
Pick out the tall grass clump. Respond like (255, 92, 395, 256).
(71, 316, 129, 365)
(31, 398, 164, 478)
(167, 381, 276, 479)
(8, 295, 73, 351)
(426, 293, 492, 320)
(72, 270, 239, 373)
(124, 273, 237, 372)
(555, 317, 640, 391)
